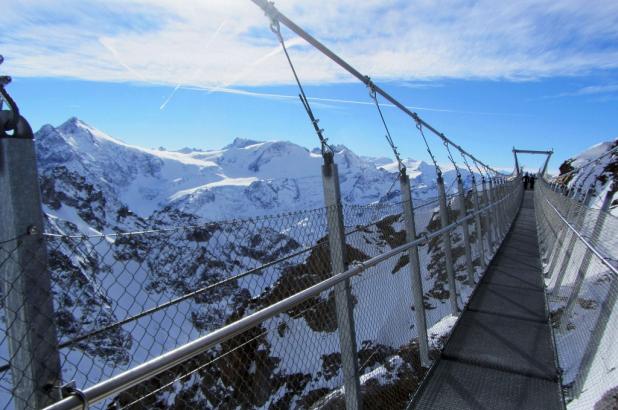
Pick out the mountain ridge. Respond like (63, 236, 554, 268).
(34, 117, 472, 229)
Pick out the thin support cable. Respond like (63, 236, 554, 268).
(367, 79, 405, 175)
(472, 160, 486, 181)
(460, 151, 476, 184)
(443, 140, 460, 178)
(269, 20, 333, 156)
(416, 121, 441, 177)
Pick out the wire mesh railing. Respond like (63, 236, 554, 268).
(535, 179, 618, 409)
(30, 177, 520, 410)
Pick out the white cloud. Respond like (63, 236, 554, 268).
(1, 0, 618, 87)
(544, 84, 618, 99)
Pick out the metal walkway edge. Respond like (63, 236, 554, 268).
(411, 191, 564, 410)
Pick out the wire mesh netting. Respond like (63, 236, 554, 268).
(535, 180, 618, 409)
(0, 178, 522, 410)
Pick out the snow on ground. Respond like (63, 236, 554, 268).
(428, 314, 458, 350)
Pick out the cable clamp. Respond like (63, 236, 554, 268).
(60, 381, 89, 410)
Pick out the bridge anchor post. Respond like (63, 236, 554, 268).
(321, 154, 362, 410)
(456, 176, 475, 286)
(471, 179, 487, 270)
(0, 134, 62, 409)
(481, 178, 495, 253)
(399, 171, 430, 367)
(437, 175, 460, 315)
(559, 188, 611, 331)
(551, 187, 593, 297)
(547, 187, 580, 277)
(487, 178, 499, 248)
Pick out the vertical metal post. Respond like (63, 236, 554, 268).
(437, 175, 459, 315)
(559, 189, 612, 331)
(399, 172, 430, 367)
(0, 137, 62, 409)
(488, 178, 501, 245)
(551, 188, 593, 297)
(481, 178, 495, 253)
(499, 179, 508, 233)
(457, 176, 475, 285)
(493, 177, 504, 241)
(321, 154, 361, 410)
(495, 178, 505, 236)
(471, 179, 487, 270)
(547, 188, 579, 276)
(541, 151, 552, 178)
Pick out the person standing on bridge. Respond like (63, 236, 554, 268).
(530, 174, 536, 190)
(523, 172, 530, 190)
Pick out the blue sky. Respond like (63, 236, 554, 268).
(2, 0, 618, 173)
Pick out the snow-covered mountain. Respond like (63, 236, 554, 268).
(36, 117, 473, 229)
(0, 118, 485, 409)
(555, 139, 618, 212)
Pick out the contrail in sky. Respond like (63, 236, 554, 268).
(99, 37, 150, 83)
(185, 85, 523, 116)
(207, 36, 306, 95)
(159, 20, 228, 110)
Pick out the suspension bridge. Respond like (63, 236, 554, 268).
(0, 2, 616, 410)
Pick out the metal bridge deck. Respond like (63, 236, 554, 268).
(411, 191, 564, 410)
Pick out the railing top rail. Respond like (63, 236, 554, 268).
(44, 183, 519, 410)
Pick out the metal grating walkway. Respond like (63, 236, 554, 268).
(411, 191, 564, 410)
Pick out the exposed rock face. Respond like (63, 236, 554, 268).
(556, 139, 618, 211)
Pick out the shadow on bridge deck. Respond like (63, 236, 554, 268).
(411, 191, 564, 410)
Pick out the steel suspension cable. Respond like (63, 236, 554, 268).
(251, 0, 503, 175)
(459, 150, 476, 182)
(269, 20, 332, 156)
(416, 120, 442, 177)
(443, 140, 461, 177)
(367, 81, 406, 175)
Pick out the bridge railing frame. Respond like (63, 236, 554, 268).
(43, 179, 523, 410)
(535, 178, 618, 402)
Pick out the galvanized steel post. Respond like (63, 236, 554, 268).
(0, 135, 62, 409)
(551, 187, 593, 297)
(497, 178, 507, 236)
(457, 176, 475, 285)
(492, 178, 503, 242)
(559, 188, 612, 330)
(481, 178, 496, 253)
(547, 187, 580, 276)
(399, 172, 430, 367)
(472, 179, 487, 270)
(488, 177, 500, 243)
(321, 154, 362, 410)
(437, 175, 460, 315)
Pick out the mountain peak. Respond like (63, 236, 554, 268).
(59, 116, 88, 130)
(55, 116, 127, 147)
(224, 138, 262, 149)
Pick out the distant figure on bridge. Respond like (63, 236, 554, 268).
(530, 174, 536, 190)
(523, 172, 530, 190)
